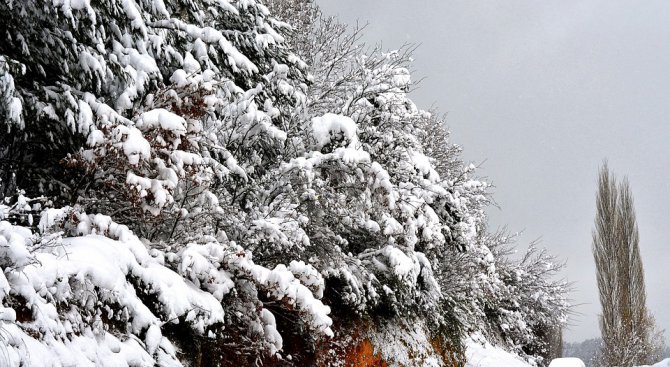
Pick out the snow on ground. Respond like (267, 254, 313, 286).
(465, 336, 667, 367)
(638, 359, 670, 367)
(465, 337, 533, 367)
(549, 358, 585, 367)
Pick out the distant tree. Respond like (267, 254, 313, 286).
(592, 163, 664, 366)
(563, 338, 602, 367)
(546, 326, 563, 362)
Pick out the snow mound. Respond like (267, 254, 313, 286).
(465, 337, 533, 367)
(549, 358, 585, 367)
(638, 359, 670, 367)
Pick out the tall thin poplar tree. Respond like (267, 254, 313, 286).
(593, 163, 661, 366)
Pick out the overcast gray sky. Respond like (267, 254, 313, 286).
(317, 0, 670, 342)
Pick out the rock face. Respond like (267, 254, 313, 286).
(167, 315, 464, 366)
(342, 339, 389, 367)
(311, 317, 464, 367)
(315, 333, 462, 367)
(338, 337, 463, 367)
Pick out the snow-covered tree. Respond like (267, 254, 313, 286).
(443, 229, 570, 365)
(267, 1, 570, 365)
(0, 0, 333, 365)
(0, 0, 571, 365)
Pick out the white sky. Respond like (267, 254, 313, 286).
(317, 0, 670, 342)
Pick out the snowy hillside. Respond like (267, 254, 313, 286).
(0, 0, 569, 365)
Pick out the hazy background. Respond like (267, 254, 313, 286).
(317, 0, 670, 342)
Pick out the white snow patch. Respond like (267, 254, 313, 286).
(465, 337, 533, 367)
(312, 113, 358, 150)
(136, 108, 187, 136)
(637, 359, 670, 367)
(549, 358, 585, 367)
